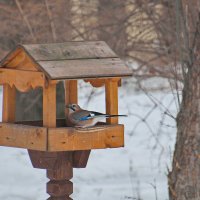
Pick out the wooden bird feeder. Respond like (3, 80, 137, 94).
(0, 41, 132, 199)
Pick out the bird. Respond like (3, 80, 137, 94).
(66, 104, 127, 128)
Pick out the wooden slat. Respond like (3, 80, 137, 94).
(47, 124, 124, 151)
(3, 49, 38, 71)
(84, 78, 122, 88)
(65, 80, 78, 119)
(0, 123, 47, 150)
(0, 68, 45, 92)
(15, 119, 66, 127)
(2, 84, 16, 122)
(38, 58, 132, 80)
(84, 79, 105, 87)
(105, 79, 119, 124)
(72, 150, 91, 168)
(22, 41, 117, 61)
(43, 81, 57, 128)
(0, 47, 22, 67)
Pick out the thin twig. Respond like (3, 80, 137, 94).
(15, 0, 36, 42)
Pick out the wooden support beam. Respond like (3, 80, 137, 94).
(48, 124, 124, 151)
(2, 84, 16, 122)
(28, 151, 73, 200)
(39, 82, 73, 199)
(47, 152, 73, 200)
(65, 80, 78, 120)
(43, 81, 57, 128)
(65, 80, 91, 168)
(0, 123, 47, 150)
(105, 78, 119, 124)
(0, 68, 45, 92)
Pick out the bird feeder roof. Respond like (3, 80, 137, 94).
(0, 41, 132, 80)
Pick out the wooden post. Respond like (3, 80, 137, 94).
(28, 151, 73, 200)
(43, 81, 57, 127)
(65, 80, 91, 168)
(29, 81, 74, 200)
(65, 80, 78, 125)
(43, 81, 73, 199)
(2, 84, 16, 122)
(105, 78, 119, 124)
(47, 152, 73, 200)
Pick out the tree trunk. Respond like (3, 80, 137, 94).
(168, 64, 200, 200)
(168, 1, 200, 198)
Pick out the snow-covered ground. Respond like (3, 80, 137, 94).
(0, 79, 178, 200)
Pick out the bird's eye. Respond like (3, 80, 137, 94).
(73, 105, 76, 108)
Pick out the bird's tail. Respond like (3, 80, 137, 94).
(100, 114, 127, 118)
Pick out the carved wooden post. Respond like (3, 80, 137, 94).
(47, 152, 73, 200)
(28, 151, 73, 200)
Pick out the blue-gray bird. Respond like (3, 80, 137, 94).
(66, 104, 127, 128)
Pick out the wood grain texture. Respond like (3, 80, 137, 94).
(38, 58, 132, 80)
(65, 80, 78, 121)
(0, 68, 45, 92)
(43, 81, 57, 128)
(84, 78, 106, 87)
(1, 41, 132, 81)
(21, 41, 117, 61)
(28, 151, 73, 199)
(2, 48, 38, 71)
(48, 124, 124, 151)
(84, 78, 122, 88)
(105, 79, 119, 124)
(2, 84, 16, 122)
(0, 123, 47, 150)
(65, 80, 91, 168)
(46, 152, 73, 199)
(72, 150, 91, 168)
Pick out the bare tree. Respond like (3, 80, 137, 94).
(0, 0, 73, 120)
(168, 0, 200, 199)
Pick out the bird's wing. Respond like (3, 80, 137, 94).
(70, 110, 93, 121)
(71, 110, 106, 121)
(71, 110, 127, 122)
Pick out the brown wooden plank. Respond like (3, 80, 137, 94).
(47, 124, 124, 151)
(0, 123, 47, 150)
(105, 79, 119, 124)
(2, 84, 16, 123)
(15, 119, 66, 127)
(38, 58, 132, 80)
(84, 79, 106, 87)
(0, 68, 45, 92)
(28, 151, 73, 199)
(22, 41, 117, 61)
(84, 78, 122, 88)
(72, 150, 91, 168)
(43, 81, 57, 128)
(2, 48, 38, 71)
(65, 80, 78, 122)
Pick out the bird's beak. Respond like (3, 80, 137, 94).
(66, 105, 71, 109)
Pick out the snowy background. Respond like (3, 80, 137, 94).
(0, 78, 178, 200)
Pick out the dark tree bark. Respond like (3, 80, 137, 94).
(168, 0, 200, 199)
